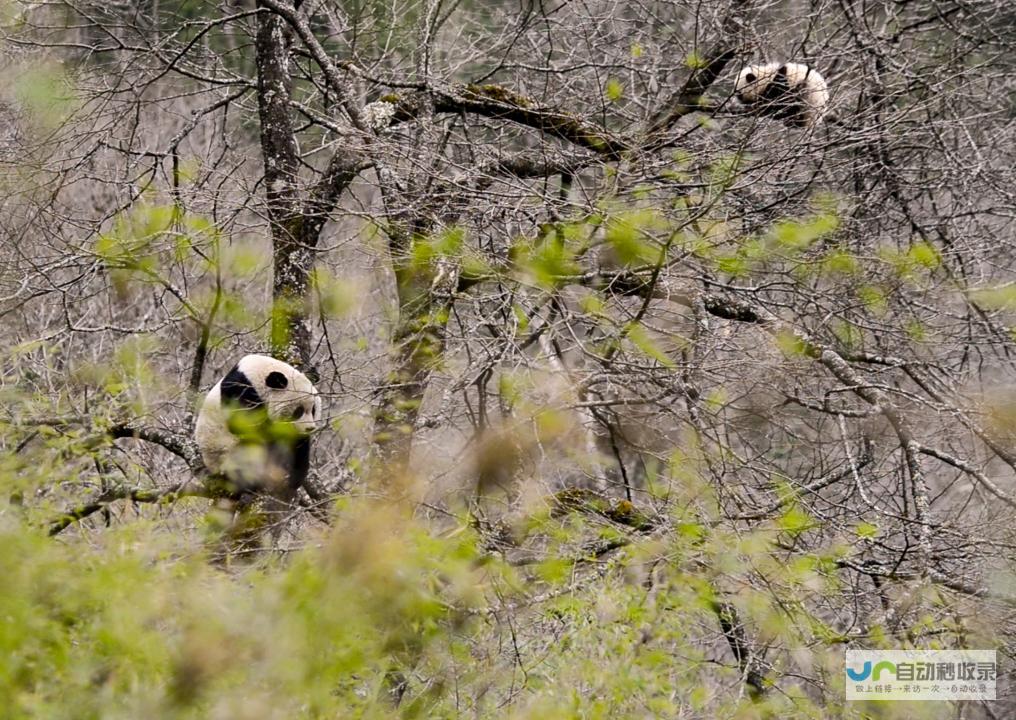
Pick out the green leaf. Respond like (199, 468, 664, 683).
(822, 249, 858, 275)
(857, 285, 888, 314)
(715, 254, 749, 277)
(511, 304, 530, 331)
(684, 51, 707, 69)
(708, 153, 746, 192)
(770, 212, 840, 251)
(907, 241, 941, 269)
(855, 522, 879, 539)
(13, 63, 72, 124)
(523, 238, 580, 288)
(676, 522, 705, 541)
(906, 319, 927, 341)
(777, 504, 812, 537)
(970, 285, 1016, 309)
(605, 210, 660, 265)
(312, 269, 359, 319)
(536, 557, 572, 585)
(774, 330, 810, 358)
(435, 225, 465, 255)
(579, 294, 606, 316)
(625, 322, 676, 368)
(605, 78, 624, 102)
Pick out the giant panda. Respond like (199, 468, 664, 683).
(734, 62, 829, 128)
(195, 354, 321, 497)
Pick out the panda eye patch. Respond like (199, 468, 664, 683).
(745, 73, 756, 83)
(265, 371, 288, 389)
(291, 406, 305, 420)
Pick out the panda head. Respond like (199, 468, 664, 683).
(217, 354, 321, 436)
(734, 63, 781, 105)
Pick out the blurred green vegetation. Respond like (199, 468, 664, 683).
(0, 460, 933, 719)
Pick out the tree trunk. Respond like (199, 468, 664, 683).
(371, 233, 456, 477)
(255, 3, 313, 370)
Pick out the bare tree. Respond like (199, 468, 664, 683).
(4, 0, 1016, 712)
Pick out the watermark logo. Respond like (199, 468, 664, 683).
(845, 650, 996, 701)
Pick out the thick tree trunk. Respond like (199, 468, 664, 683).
(371, 239, 456, 475)
(255, 4, 314, 370)
(255, 6, 364, 373)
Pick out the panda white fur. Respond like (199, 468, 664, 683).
(195, 354, 321, 495)
(734, 62, 829, 128)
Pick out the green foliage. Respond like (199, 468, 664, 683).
(12, 63, 74, 127)
(604, 78, 624, 102)
(410, 226, 464, 268)
(604, 209, 663, 266)
(879, 241, 942, 279)
(511, 233, 580, 289)
(821, 249, 859, 275)
(0, 453, 951, 720)
(855, 522, 879, 539)
(684, 51, 707, 70)
(96, 204, 222, 305)
(774, 329, 811, 358)
(906, 318, 928, 341)
(832, 320, 864, 349)
(0, 503, 487, 718)
(907, 241, 941, 269)
(399, 226, 495, 301)
(776, 504, 814, 538)
(705, 205, 842, 280)
(624, 322, 677, 368)
(311, 269, 360, 319)
(223, 406, 300, 446)
(770, 212, 840, 251)
(715, 253, 749, 277)
(970, 284, 1016, 309)
(856, 285, 889, 314)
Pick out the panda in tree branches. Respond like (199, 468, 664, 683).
(195, 354, 321, 497)
(734, 62, 829, 128)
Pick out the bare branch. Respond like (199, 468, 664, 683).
(49, 481, 210, 536)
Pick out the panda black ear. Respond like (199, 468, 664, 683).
(221, 365, 261, 408)
(265, 371, 288, 389)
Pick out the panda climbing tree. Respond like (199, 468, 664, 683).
(194, 354, 321, 541)
(733, 62, 829, 127)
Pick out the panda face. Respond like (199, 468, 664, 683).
(219, 354, 320, 436)
(194, 354, 322, 491)
(735, 64, 777, 104)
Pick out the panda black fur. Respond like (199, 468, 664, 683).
(195, 354, 321, 496)
(734, 62, 829, 128)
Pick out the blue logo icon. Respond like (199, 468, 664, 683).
(846, 660, 896, 681)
